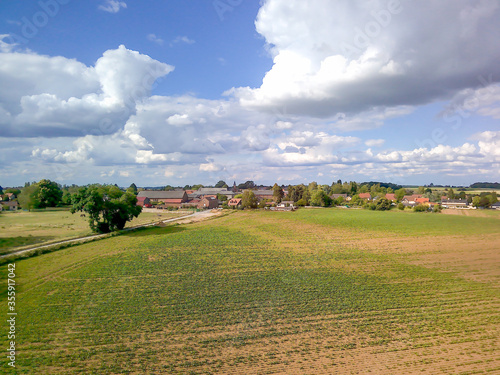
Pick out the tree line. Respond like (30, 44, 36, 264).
(5, 178, 499, 230)
(15, 180, 141, 233)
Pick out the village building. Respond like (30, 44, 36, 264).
(181, 198, 201, 209)
(252, 190, 275, 201)
(232, 181, 239, 193)
(331, 194, 351, 201)
(270, 201, 295, 211)
(137, 191, 188, 207)
(385, 193, 396, 201)
(1, 200, 18, 211)
(195, 188, 236, 199)
(197, 197, 219, 210)
(401, 195, 424, 206)
(228, 198, 242, 207)
(441, 198, 469, 209)
(136, 196, 151, 207)
(415, 197, 430, 204)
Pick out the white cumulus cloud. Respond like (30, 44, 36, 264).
(0, 45, 173, 137)
(232, 0, 500, 121)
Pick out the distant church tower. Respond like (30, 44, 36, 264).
(232, 181, 238, 192)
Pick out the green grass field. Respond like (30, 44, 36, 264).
(284, 208, 500, 236)
(0, 209, 189, 255)
(1, 209, 499, 374)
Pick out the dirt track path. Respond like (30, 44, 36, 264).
(0, 210, 220, 260)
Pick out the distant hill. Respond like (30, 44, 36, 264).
(360, 181, 403, 190)
(470, 182, 500, 189)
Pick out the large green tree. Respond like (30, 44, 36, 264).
(238, 181, 256, 190)
(37, 179, 63, 208)
(215, 180, 228, 188)
(71, 185, 142, 233)
(310, 190, 332, 207)
(241, 190, 258, 209)
(18, 184, 39, 211)
(272, 183, 284, 203)
(287, 184, 309, 204)
(447, 188, 456, 199)
(127, 183, 138, 195)
(18, 179, 62, 209)
(394, 188, 406, 202)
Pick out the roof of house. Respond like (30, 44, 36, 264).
(403, 194, 423, 202)
(358, 193, 371, 199)
(442, 199, 468, 204)
(2, 201, 18, 206)
(201, 196, 218, 201)
(415, 197, 430, 203)
(198, 188, 230, 193)
(227, 198, 241, 206)
(194, 188, 235, 196)
(137, 196, 149, 202)
(137, 190, 186, 199)
(385, 193, 396, 200)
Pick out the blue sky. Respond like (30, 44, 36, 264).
(1, 0, 499, 188)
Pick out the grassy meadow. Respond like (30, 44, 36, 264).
(0, 209, 189, 255)
(0, 208, 499, 374)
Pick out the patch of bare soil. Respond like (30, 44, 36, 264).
(78, 315, 497, 374)
(441, 208, 500, 218)
(213, 212, 500, 288)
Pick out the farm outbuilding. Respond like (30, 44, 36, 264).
(136, 197, 151, 207)
(137, 190, 188, 207)
(197, 197, 219, 210)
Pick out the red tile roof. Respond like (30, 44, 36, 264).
(415, 197, 429, 204)
(228, 198, 242, 206)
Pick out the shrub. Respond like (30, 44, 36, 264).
(397, 203, 405, 210)
(413, 204, 429, 212)
(375, 198, 392, 211)
(296, 198, 307, 206)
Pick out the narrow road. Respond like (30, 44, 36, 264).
(0, 210, 219, 260)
